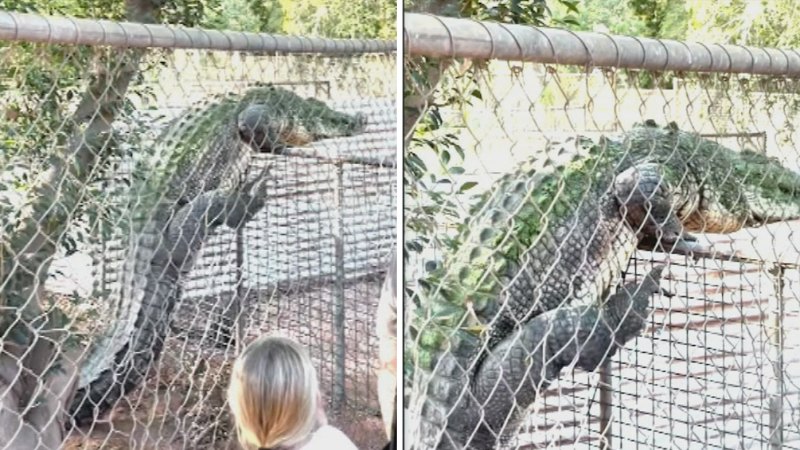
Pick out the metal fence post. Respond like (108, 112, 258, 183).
(233, 225, 245, 354)
(767, 263, 785, 449)
(332, 161, 347, 411)
(599, 358, 613, 449)
(99, 238, 107, 297)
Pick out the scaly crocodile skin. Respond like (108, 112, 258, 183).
(410, 121, 800, 449)
(69, 85, 366, 426)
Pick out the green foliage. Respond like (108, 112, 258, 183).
(167, 0, 284, 33)
(0, 0, 125, 19)
(278, 0, 395, 39)
(406, 0, 581, 26)
(685, 0, 800, 48)
(461, 0, 579, 26)
(246, 0, 284, 33)
(404, 63, 483, 258)
(552, 0, 646, 35)
(405, 0, 578, 263)
(628, 0, 688, 39)
(624, 0, 687, 88)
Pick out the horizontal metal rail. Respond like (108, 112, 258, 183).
(404, 12, 800, 76)
(275, 147, 397, 167)
(0, 10, 396, 54)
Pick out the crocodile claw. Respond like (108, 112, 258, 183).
(637, 232, 705, 256)
(237, 164, 271, 197)
(659, 287, 675, 297)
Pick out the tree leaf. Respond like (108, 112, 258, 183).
(459, 181, 478, 192)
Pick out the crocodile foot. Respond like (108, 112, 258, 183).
(637, 232, 712, 259)
(224, 164, 270, 228)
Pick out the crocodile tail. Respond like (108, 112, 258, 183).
(411, 323, 485, 450)
(68, 208, 178, 427)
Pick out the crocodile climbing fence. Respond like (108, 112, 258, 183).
(404, 13, 800, 450)
(0, 9, 395, 450)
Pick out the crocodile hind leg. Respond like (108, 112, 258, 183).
(68, 168, 272, 425)
(465, 265, 665, 449)
(614, 163, 701, 253)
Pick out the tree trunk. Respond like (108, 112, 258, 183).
(0, 0, 159, 446)
(402, 1, 463, 149)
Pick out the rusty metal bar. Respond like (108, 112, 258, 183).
(404, 13, 800, 76)
(637, 239, 800, 269)
(699, 131, 768, 153)
(698, 132, 767, 139)
(0, 10, 396, 54)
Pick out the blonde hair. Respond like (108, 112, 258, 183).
(228, 335, 319, 449)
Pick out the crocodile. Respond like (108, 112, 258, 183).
(408, 120, 800, 448)
(67, 85, 367, 426)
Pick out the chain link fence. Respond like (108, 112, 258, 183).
(0, 9, 395, 449)
(404, 13, 800, 450)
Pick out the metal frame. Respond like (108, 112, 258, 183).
(0, 9, 396, 53)
(405, 12, 798, 449)
(404, 12, 800, 76)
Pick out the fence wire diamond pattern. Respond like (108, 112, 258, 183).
(404, 14, 800, 450)
(0, 11, 396, 450)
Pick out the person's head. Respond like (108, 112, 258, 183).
(228, 335, 320, 449)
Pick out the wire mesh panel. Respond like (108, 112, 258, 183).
(0, 9, 395, 450)
(404, 13, 800, 450)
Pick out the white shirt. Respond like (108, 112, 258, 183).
(297, 425, 359, 450)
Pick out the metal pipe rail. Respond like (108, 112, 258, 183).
(404, 12, 800, 76)
(0, 9, 396, 54)
(274, 147, 397, 168)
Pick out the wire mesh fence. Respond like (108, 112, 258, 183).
(0, 10, 395, 450)
(404, 13, 800, 450)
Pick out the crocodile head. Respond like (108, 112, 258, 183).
(237, 87, 367, 152)
(626, 121, 800, 234)
(679, 141, 800, 233)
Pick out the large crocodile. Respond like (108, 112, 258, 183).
(68, 85, 367, 426)
(408, 121, 800, 448)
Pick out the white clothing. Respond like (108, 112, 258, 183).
(297, 425, 359, 450)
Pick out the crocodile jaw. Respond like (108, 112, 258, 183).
(284, 112, 368, 145)
(310, 111, 368, 139)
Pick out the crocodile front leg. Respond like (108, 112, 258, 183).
(164, 166, 270, 349)
(461, 265, 666, 449)
(166, 166, 269, 270)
